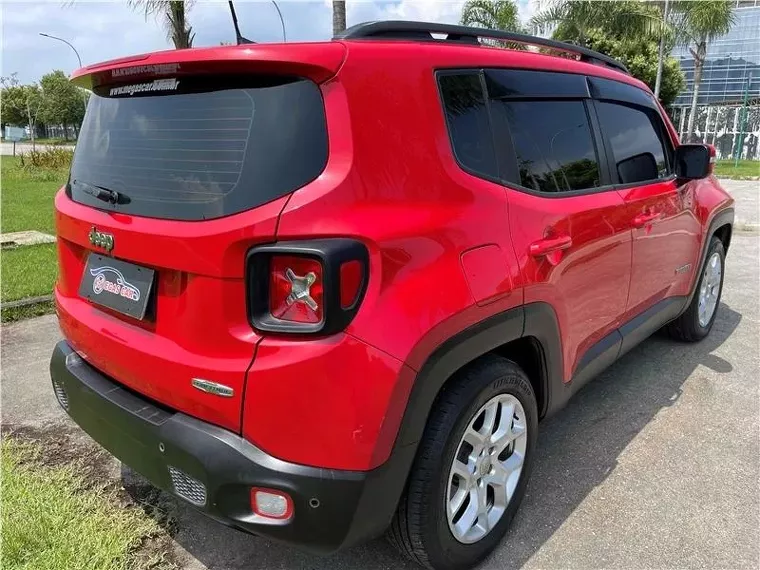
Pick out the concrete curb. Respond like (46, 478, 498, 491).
(716, 176, 760, 182)
(1, 294, 54, 311)
(735, 222, 760, 234)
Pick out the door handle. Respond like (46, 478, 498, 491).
(529, 235, 573, 257)
(633, 212, 663, 228)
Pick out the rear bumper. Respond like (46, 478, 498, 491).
(50, 340, 413, 553)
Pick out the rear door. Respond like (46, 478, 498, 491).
(590, 77, 701, 316)
(55, 47, 342, 432)
(484, 69, 632, 382)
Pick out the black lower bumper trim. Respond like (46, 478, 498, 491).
(49, 340, 413, 553)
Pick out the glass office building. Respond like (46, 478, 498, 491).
(670, 0, 760, 159)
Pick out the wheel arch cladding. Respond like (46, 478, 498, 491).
(395, 302, 563, 450)
(714, 222, 732, 253)
(492, 336, 548, 418)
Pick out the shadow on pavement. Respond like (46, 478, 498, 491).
(123, 302, 741, 570)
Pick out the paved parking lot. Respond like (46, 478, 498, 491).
(2, 180, 758, 569)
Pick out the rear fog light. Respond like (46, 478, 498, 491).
(251, 487, 294, 520)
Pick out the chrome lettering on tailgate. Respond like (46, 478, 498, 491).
(89, 227, 114, 252)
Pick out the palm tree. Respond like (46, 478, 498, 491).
(333, 1, 346, 36)
(530, 0, 661, 48)
(651, 0, 671, 99)
(461, 0, 520, 32)
(671, 0, 735, 141)
(129, 0, 195, 49)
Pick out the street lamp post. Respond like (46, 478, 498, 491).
(39, 33, 82, 68)
(271, 0, 286, 42)
(39, 32, 87, 136)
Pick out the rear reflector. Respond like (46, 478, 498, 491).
(251, 487, 294, 520)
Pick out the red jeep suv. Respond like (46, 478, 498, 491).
(50, 21, 734, 570)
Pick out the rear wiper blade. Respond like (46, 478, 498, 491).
(73, 180, 125, 204)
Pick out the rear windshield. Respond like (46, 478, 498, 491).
(69, 76, 327, 221)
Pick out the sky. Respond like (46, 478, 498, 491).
(1, 0, 539, 85)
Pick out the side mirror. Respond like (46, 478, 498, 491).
(674, 144, 712, 180)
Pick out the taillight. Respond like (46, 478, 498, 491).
(339, 260, 363, 309)
(246, 239, 369, 335)
(269, 256, 324, 324)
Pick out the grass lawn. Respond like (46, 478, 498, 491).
(1, 437, 172, 570)
(714, 159, 760, 179)
(1, 156, 66, 316)
(1, 244, 58, 302)
(1, 158, 62, 234)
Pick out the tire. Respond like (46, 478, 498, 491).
(666, 236, 725, 342)
(388, 355, 538, 570)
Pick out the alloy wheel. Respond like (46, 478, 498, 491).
(445, 393, 527, 544)
(698, 252, 722, 327)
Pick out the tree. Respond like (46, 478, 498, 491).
(581, 30, 685, 108)
(333, 1, 346, 36)
(461, 0, 520, 32)
(650, 0, 672, 99)
(38, 70, 87, 139)
(671, 0, 735, 141)
(531, 0, 661, 48)
(129, 0, 195, 49)
(1, 73, 43, 145)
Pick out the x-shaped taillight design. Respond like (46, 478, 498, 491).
(285, 268, 319, 311)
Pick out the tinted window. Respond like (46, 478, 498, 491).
(588, 77, 654, 108)
(486, 69, 589, 99)
(70, 76, 327, 221)
(438, 73, 498, 179)
(492, 100, 601, 192)
(596, 102, 669, 184)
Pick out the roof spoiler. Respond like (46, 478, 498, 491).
(70, 43, 347, 90)
(336, 20, 630, 75)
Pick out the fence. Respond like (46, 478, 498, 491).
(671, 104, 760, 160)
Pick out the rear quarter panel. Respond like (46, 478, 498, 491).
(276, 43, 524, 368)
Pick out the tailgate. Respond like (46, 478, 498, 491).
(55, 190, 286, 433)
(56, 43, 343, 433)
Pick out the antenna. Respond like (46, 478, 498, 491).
(228, 1, 254, 45)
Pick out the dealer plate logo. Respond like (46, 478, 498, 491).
(90, 266, 141, 302)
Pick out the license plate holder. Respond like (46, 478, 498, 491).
(79, 254, 155, 320)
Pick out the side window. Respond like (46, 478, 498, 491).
(491, 99, 601, 193)
(438, 73, 498, 180)
(596, 102, 671, 184)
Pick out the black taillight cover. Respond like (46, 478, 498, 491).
(246, 239, 369, 335)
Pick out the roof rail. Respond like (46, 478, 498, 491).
(335, 21, 630, 75)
